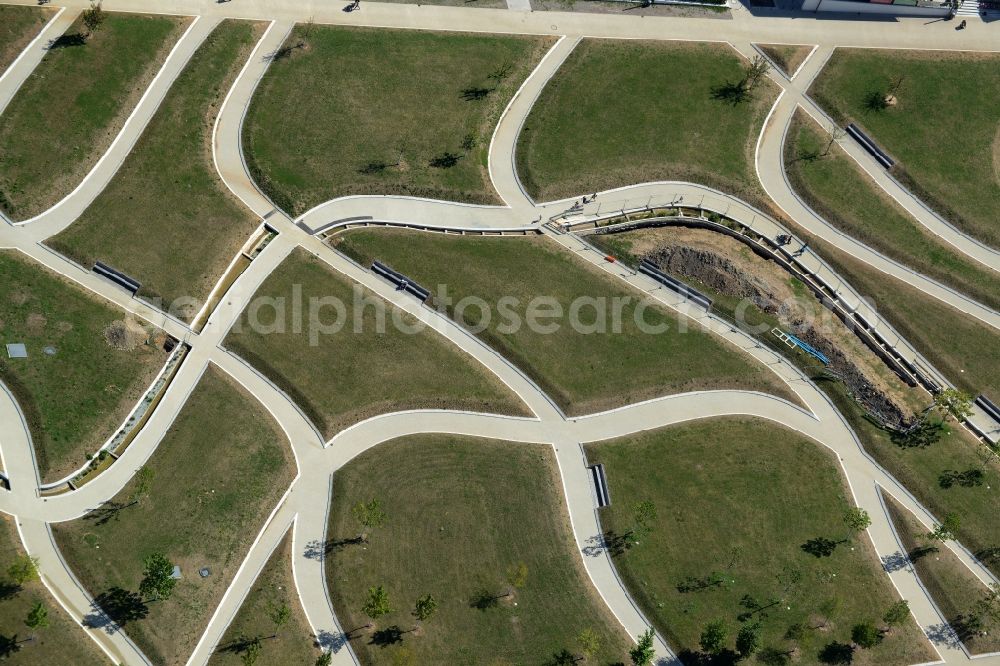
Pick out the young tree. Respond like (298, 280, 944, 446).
(851, 622, 881, 649)
(362, 585, 392, 625)
(934, 389, 974, 423)
(352, 499, 387, 542)
(25, 601, 49, 631)
(821, 126, 847, 158)
(506, 562, 528, 595)
(577, 627, 602, 661)
(926, 513, 961, 543)
(315, 652, 333, 666)
(413, 594, 437, 623)
(139, 552, 176, 602)
(736, 622, 761, 658)
(742, 55, 770, 94)
(132, 466, 154, 505)
(241, 637, 262, 666)
(81, 1, 105, 37)
(883, 600, 910, 627)
(629, 628, 655, 666)
(630, 500, 658, 545)
(269, 603, 290, 637)
(818, 597, 840, 629)
(843, 507, 871, 540)
(7, 555, 39, 586)
(700, 620, 727, 654)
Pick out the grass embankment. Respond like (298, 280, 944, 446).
(756, 43, 812, 77)
(785, 110, 1000, 311)
(795, 228, 999, 403)
(0, 13, 186, 220)
(334, 230, 797, 414)
(224, 248, 527, 439)
(243, 25, 552, 216)
(0, 5, 52, 75)
(326, 435, 631, 665)
(516, 39, 778, 209)
(823, 378, 1000, 579)
(208, 530, 320, 666)
(586, 418, 935, 665)
(587, 225, 920, 417)
(810, 48, 1000, 248)
(0, 516, 105, 664)
(0, 251, 164, 482)
(52, 367, 296, 665)
(48, 20, 264, 323)
(883, 493, 1000, 655)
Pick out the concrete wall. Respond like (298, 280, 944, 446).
(808, 0, 950, 14)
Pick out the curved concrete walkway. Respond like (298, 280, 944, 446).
(746, 42, 1000, 330)
(769, 44, 1000, 269)
(0, 5, 998, 666)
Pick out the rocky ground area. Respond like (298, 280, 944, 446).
(617, 226, 924, 428)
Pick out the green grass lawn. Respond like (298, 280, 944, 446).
(823, 379, 1000, 582)
(0, 516, 106, 665)
(326, 435, 631, 665)
(785, 111, 1000, 311)
(0, 250, 165, 482)
(810, 48, 1000, 248)
(334, 230, 797, 414)
(0, 5, 51, 75)
(224, 248, 527, 439)
(52, 367, 296, 666)
(794, 228, 999, 403)
(243, 25, 552, 217)
(586, 418, 935, 666)
(208, 530, 320, 666)
(48, 20, 264, 323)
(515, 39, 778, 208)
(756, 43, 812, 77)
(0, 13, 186, 220)
(883, 493, 1000, 655)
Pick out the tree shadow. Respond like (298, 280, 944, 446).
(358, 161, 389, 175)
(757, 647, 794, 665)
(863, 89, 889, 113)
(0, 634, 20, 658)
(84, 587, 148, 632)
(801, 537, 838, 558)
(545, 648, 578, 665)
(369, 625, 403, 647)
(881, 550, 910, 573)
(0, 580, 21, 601)
(907, 544, 939, 563)
(710, 81, 749, 106)
(460, 87, 493, 101)
(316, 629, 348, 652)
(676, 571, 727, 594)
(975, 546, 1000, 566)
(429, 152, 461, 169)
(47, 33, 87, 49)
(83, 499, 133, 526)
(925, 621, 962, 649)
(939, 468, 985, 489)
(469, 588, 501, 611)
(677, 648, 739, 665)
(303, 536, 363, 560)
(265, 42, 304, 62)
(891, 420, 943, 448)
(216, 634, 259, 654)
(817, 641, 854, 664)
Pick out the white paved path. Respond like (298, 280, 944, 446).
(0, 4, 998, 665)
